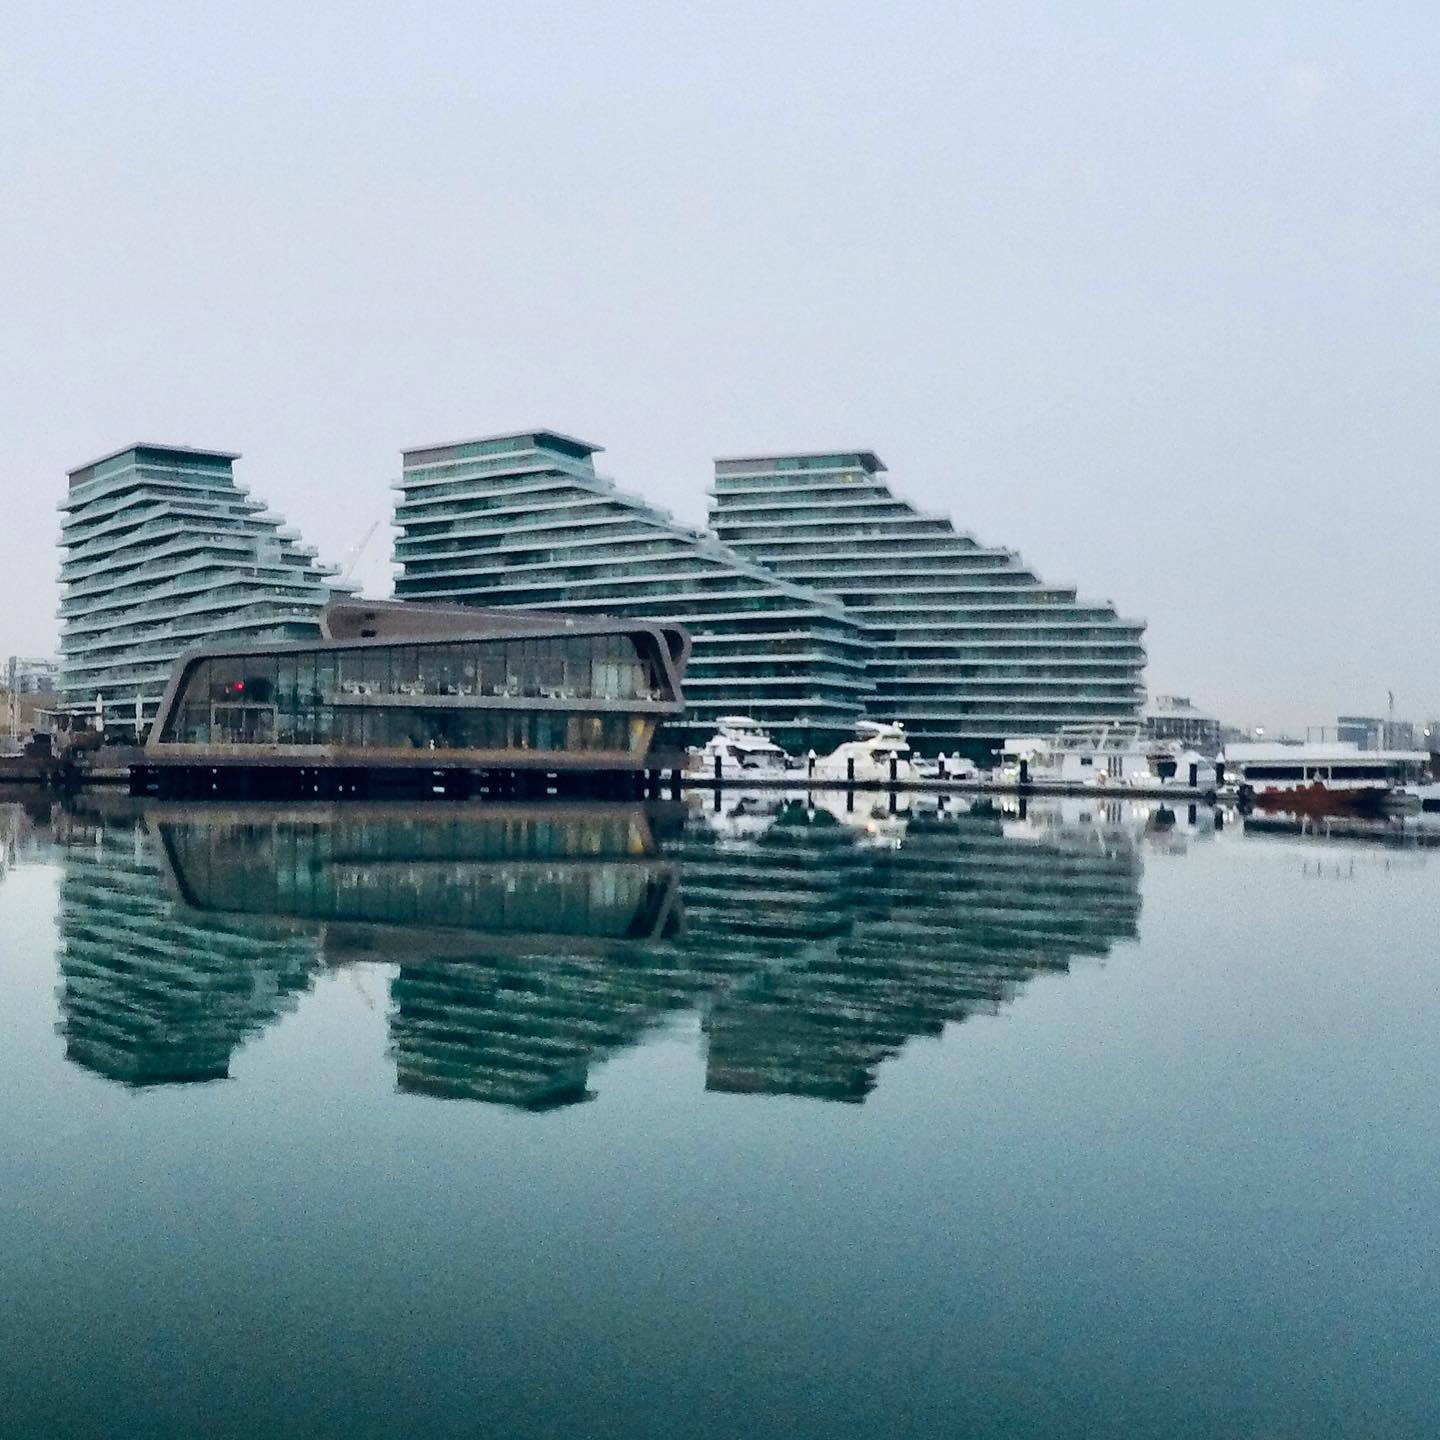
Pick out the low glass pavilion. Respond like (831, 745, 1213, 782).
(137, 599, 689, 798)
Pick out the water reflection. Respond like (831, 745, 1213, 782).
(692, 793, 1142, 1101)
(41, 792, 1154, 1105)
(159, 803, 682, 944)
(0, 790, 54, 877)
(1241, 807, 1440, 847)
(56, 816, 318, 1085)
(7, 790, 1436, 1440)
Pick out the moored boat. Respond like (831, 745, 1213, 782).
(1147, 742, 1218, 791)
(690, 715, 791, 775)
(814, 721, 916, 784)
(998, 723, 1154, 787)
(1221, 742, 1428, 813)
(913, 753, 979, 783)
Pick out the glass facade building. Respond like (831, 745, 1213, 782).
(709, 451, 1146, 760)
(59, 444, 348, 739)
(391, 432, 871, 752)
(152, 627, 680, 763)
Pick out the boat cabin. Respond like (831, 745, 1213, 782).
(814, 721, 916, 784)
(1001, 724, 1153, 786)
(1221, 742, 1427, 801)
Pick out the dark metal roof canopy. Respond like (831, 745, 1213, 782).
(321, 598, 690, 667)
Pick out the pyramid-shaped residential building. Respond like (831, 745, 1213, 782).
(58, 443, 350, 737)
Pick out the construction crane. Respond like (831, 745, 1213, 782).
(337, 519, 382, 590)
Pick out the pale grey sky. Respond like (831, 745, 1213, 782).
(3, 1, 1437, 731)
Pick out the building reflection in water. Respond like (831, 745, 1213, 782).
(55, 814, 319, 1086)
(689, 792, 1142, 1101)
(160, 803, 684, 1109)
(1, 792, 54, 879)
(46, 790, 1148, 1106)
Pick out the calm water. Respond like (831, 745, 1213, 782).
(1, 791, 1437, 1440)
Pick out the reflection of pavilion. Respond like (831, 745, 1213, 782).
(50, 795, 1145, 1108)
(157, 802, 680, 945)
(157, 802, 690, 1110)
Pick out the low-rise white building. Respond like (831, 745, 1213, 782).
(1143, 694, 1220, 755)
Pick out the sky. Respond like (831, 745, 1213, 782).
(2, 1, 1437, 731)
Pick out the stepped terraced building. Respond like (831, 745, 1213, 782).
(59, 444, 348, 738)
(709, 451, 1147, 760)
(391, 431, 1145, 759)
(391, 431, 871, 751)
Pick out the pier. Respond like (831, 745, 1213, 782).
(1, 752, 1217, 804)
(683, 753, 1217, 802)
(128, 758, 683, 802)
(686, 773, 1217, 802)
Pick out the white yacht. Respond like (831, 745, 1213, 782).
(691, 716, 791, 775)
(997, 724, 1154, 787)
(1147, 742, 1218, 790)
(913, 753, 979, 783)
(814, 721, 917, 784)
